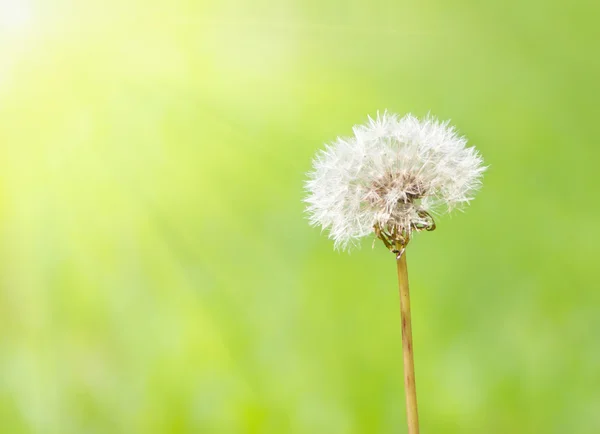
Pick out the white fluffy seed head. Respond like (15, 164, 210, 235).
(304, 112, 486, 251)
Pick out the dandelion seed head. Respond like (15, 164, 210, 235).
(304, 112, 486, 251)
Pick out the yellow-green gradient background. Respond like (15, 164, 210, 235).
(1, 1, 599, 433)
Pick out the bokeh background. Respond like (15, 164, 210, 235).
(1, 1, 599, 433)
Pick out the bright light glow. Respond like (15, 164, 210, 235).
(0, 0, 33, 35)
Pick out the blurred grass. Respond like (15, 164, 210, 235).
(1, 0, 600, 433)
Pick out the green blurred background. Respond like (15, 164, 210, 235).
(1, 1, 599, 433)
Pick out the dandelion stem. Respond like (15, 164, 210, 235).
(396, 252, 419, 434)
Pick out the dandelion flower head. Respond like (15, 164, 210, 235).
(305, 112, 486, 251)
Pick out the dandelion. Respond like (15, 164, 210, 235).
(304, 112, 486, 434)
